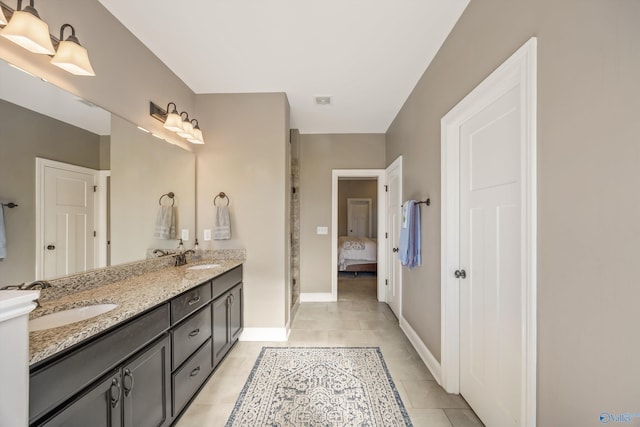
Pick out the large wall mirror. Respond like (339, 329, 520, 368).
(0, 59, 196, 286)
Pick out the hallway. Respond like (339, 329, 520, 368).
(177, 275, 483, 426)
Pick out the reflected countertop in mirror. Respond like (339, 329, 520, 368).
(0, 59, 196, 286)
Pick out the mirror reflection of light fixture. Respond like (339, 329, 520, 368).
(0, 0, 55, 54)
(0, 6, 8, 26)
(177, 112, 194, 139)
(150, 101, 205, 145)
(187, 119, 205, 144)
(162, 102, 183, 132)
(50, 24, 95, 76)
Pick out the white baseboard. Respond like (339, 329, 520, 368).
(239, 327, 289, 342)
(300, 292, 334, 302)
(400, 317, 442, 385)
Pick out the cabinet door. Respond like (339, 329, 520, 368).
(122, 334, 171, 427)
(40, 372, 122, 427)
(229, 284, 243, 343)
(212, 295, 230, 367)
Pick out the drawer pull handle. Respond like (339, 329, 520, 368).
(188, 328, 200, 338)
(123, 368, 134, 397)
(190, 366, 201, 377)
(188, 295, 201, 306)
(110, 378, 121, 408)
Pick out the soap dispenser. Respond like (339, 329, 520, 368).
(192, 238, 202, 260)
(177, 238, 185, 253)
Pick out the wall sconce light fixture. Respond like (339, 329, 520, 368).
(150, 101, 206, 145)
(0, 1, 95, 76)
(0, 0, 54, 54)
(50, 24, 95, 76)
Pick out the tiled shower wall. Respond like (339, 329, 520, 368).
(290, 130, 300, 307)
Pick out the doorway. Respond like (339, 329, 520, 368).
(331, 170, 386, 301)
(441, 38, 537, 426)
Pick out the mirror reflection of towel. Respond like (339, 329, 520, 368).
(154, 206, 176, 240)
(214, 206, 231, 240)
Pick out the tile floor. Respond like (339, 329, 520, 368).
(177, 274, 484, 427)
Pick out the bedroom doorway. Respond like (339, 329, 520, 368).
(331, 169, 386, 301)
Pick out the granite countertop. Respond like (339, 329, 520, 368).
(29, 258, 243, 366)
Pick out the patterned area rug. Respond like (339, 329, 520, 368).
(226, 347, 412, 426)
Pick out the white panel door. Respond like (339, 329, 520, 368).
(347, 199, 371, 237)
(385, 159, 402, 318)
(43, 164, 96, 279)
(459, 85, 522, 427)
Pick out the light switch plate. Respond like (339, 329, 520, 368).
(317, 226, 328, 235)
(181, 229, 189, 241)
(203, 229, 212, 241)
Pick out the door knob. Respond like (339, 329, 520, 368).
(46, 245, 56, 250)
(454, 269, 467, 279)
(392, 248, 399, 253)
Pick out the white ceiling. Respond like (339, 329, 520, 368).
(98, 0, 469, 134)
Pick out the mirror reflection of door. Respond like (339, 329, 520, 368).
(37, 159, 98, 279)
(347, 198, 372, 237)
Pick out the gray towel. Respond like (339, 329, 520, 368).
(213, 206, 231, 240)
(0, 205, 5, 259)
(154, 206, 176, 240)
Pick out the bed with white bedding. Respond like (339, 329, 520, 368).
(338, 236, 377, 273)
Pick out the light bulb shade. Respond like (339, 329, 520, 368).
(177, 120, 194, 138)
(0, 9, 55, 54)
(163, 111, 184, 132)
(51, 39, 95, 76)
(187, 128, 205, 144)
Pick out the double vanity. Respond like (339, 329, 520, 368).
(24, 252, 244, 426)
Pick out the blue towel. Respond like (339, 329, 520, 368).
(0, 205, 6, 259)
(398, 200, 421, 269)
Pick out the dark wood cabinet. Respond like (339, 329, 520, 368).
(30, 265, 243, 427)
(212, 283, 243, 367)
(40, 334, 170, 427)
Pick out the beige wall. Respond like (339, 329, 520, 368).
(299, 134, 385, 294)
(0, 100, 101, 286)
(0, 0, 195, 147)
(385, 0, 640, 424)
(338, 180, 378, 238)
(194, 93, 289, 329)
(110, 115, 195, 265)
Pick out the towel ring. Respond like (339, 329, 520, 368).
(214, 192, 230, 207)
(159, 192, 175, 206)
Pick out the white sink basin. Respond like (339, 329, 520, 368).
(30, 304, 118, 332)
(187, 263, 222, 271)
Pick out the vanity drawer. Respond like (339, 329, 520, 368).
(172, 338, 212, 416)
(172, 306, 212, 370)
(171, 282, 212, 325)
(211, 265, 243, 300)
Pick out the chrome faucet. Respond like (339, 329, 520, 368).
(153, 249, 171, 257)
(175, 250, 195, 267)
(23, 281, 52, 290)
(0, 281, 51, 291)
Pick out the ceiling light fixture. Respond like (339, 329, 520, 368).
(50, 24, 95, 76)
(0, 0, 54, 54)
(149, 101, 206, 145)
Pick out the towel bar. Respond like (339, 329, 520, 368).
(214, 192, 230, 206)
(1, 202, 18, 208)
(401, 198, 430, 207)
(159, 192, 175, 206)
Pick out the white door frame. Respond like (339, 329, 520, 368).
(35, 158, 105, 278)
(440, 38, 537, 426)
(331, 169, 386, 301)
